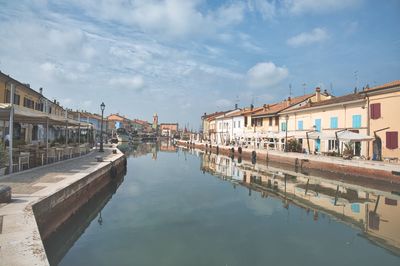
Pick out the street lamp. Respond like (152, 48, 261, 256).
(284, 114, 289, 152)
(99, 102, 105, 152)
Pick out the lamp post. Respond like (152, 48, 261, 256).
(284, 114, 289, 152)
(99, 102, 105, 152)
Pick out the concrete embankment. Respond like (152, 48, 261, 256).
(0, 146, 126, 266)
(177, 140, 400, 187)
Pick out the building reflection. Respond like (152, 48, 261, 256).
(200, 152, 400, 255)
(43, 168, 126, 266)
(119, 140, 177, 159)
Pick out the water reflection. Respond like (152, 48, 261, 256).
(198, 150, 400, 255)
(43, 168, 126, 266)
(118, 139, 177, 158)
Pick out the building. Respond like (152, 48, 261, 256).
(0, 72, 68, 144)
(201, 111, 225, 142)
(106, 113, 131, 134)
(362, 81, 400, 161)
(251, 88, 331, 135)
(159, 123, 178, 137)
(152, 113, 158, 130)
(281, 91, 369, 156)
(214, 109, 240, 145)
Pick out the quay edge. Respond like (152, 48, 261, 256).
(0, 147, 127, 266)
(177, 140, 400, 186)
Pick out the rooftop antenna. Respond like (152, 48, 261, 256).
(235, 95, 240, 108)
(354, 70, 359, 90)
(330, 82, 333, 95)
(302, 83, 306, 95)
(289, 84, 292, 97)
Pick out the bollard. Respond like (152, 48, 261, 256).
(0, 185, 11, 203)
(251, 150, 257, 164)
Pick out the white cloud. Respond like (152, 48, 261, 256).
(66, 0, 245, 38)
(247, 61, 289, 88)
(287, 28, 329, 47)
(247, 0, 276, 20)
(285, 0, 361, 15)
(109, 76, 145, 91)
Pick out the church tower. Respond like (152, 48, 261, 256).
(152, 113, 158, 130)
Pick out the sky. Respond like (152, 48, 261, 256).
(0, 0, 399, 129)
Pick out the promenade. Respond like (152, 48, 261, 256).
(0, 145, 124, 266)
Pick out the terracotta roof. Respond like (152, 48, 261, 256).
(133, 119, 150, 125)
(365, 80, 400, 92)
(252, 94, 313, 117)
(202, 111, 228, 121)
(287, 93, 364, 112)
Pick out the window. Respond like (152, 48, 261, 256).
(233, 121, 236, 128)
(330, 117, 338, 129)
(32, 125, 38, 141)
(352, 115, 361, 128)
(370, 103, 381, 119)
(5, 90, 20, 105)
(252, 118, 263, 127)
(269, 117, 272, 126)
(238, 121, 240, 128)
(298, 120, 303, 130)
(244, 117, 248, 127)
(386, 131, 398, 149)
(281, 122, 287, 131)
(328, 140, 338, 151)
(314, 119, 321, 132)
(23, 98, 35, 109)
(275, 116, 279, 126)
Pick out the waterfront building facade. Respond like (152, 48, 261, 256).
(200, 81, 399, 162)
(362, 81, 400, 161)
(0, 72, 68, 145)
(281, 92, 369, 157)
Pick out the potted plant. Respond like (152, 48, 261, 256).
(0, 141, 8, 176)
(342, 142, 354, 160)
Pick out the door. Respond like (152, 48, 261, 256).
(315, 139, 321, 152)
(372, 137, 382, 161)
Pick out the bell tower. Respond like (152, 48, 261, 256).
(152, 113, 158, 130)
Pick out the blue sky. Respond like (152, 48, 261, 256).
(0, 0, 399, 129)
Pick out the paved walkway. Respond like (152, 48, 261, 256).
(0, 146, 123, 266)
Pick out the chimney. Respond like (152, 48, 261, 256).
(354, 87, 358, 94)
(250, 104, 254, 110)
(287, 96, 291, 107)
(315, 87, 321, 102)
(263, 104, 267, 110)
(235, 103, 238, 109)
(53, 99, 56, 104)
(39, 87, 43, 94)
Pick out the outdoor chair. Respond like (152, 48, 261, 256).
(47, 148, 57, 163)
(18, 152, 30, 171)
(64, 147, 73, 159)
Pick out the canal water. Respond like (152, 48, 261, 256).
(45, 143, 400, 266)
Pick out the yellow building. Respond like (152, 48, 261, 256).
(281, 92, 369, 157)
(362, 81, 400, 161)
(0, 72, 69, 145)
(251, 88, 331, 135)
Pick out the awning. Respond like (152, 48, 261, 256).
(336, 130, 374, 142)
(0, 103, 92, 127)
(306, 130, 373, 142)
